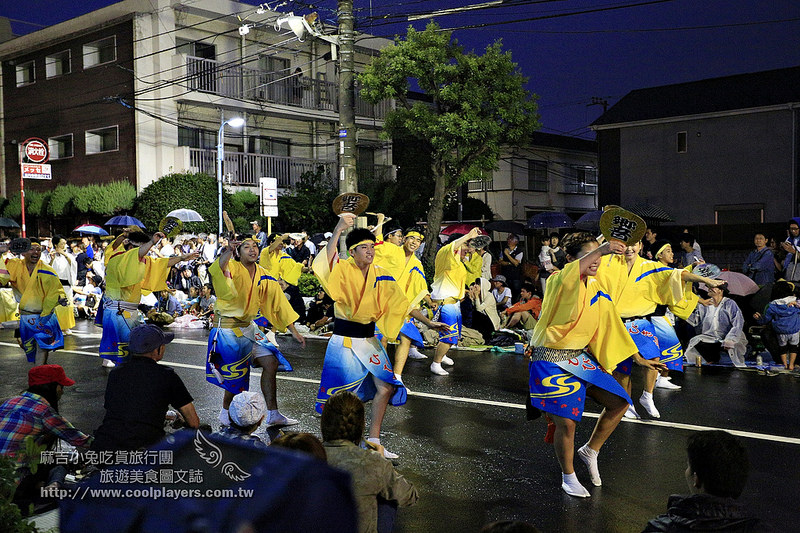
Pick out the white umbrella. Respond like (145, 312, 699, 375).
(166, 209, 204, 222)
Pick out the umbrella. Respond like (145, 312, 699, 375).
(105, 215, 145, 228)
(484, 220, 526, 235)
(310, 232, 326, 246)
(574, 210, 603, 231)
(717, 271, 760, 296)
(0, 217, 20, 228)
(628, 202, 674, 222)
(166, 208, 204, 222)
(440, 223, 487, 236)
(526, 212, 573, 229)
(73, 224, 109, 236)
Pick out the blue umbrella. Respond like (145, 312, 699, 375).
(73, 224, 109, 236)
(574, 210, 603, 231)
(526, 212, 573, 229)
(105, 215, 145, 228)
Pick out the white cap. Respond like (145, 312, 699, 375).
(324, 232, 333, 239)
(289, 232, 304, 240)
(228, 391, 266, 426)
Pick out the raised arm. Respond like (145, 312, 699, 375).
(139, 232, 166, 260)
(451, 227, 482, 254)
(168, 251, 200, 268)
(577, 240, 624, 276)
(325, 214, 356, 264)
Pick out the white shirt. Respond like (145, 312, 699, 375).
(492, 287, 512, 308)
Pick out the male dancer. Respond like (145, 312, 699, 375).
(0, 239, 68, 365)
(259, 233, 304, 286)
(312, 214, 410, 458)
(429, 228, 482, 375)
(101, 230, 197, 367)
(207, 237, 306, 428)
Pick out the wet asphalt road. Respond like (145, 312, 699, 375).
(1, 319, 798, 533)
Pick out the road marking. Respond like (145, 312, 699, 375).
(8, 341, 799, 446)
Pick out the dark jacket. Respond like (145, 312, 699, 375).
(643, 494, 769, 532)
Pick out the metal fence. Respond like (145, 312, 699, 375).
(189, 149, 336, 188)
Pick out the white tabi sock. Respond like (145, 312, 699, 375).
(561, 472, 590, 498)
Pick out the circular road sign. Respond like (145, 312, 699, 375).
(23, 138, 49, 164)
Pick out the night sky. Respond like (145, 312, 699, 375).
(2, 0, 799, 139)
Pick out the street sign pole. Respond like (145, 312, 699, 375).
(19, 138, 51, 238)
(19, 173, 26, 237)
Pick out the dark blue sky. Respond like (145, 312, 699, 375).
(3, 0, 799, 138)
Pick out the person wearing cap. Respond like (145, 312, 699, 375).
(100, 229, 199, 367)
(302, 230, 317, 262)
(259, 233, 304, 286)
(251, 220, 267, 250)
(490, 274, 512, 311)
(288, 233, 311, 266)
(429, 227, 484, 376)
(0, 238, 69, 365)
(0, 365, 92, 502)
(213, 391, 267, 449)
(92, 324, 199, 451)
(312, 214, 411, 458)
(207, 236, 306, 430)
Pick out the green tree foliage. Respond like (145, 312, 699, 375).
(227, 190, 260, 233)
(72, 182, 136, 215)
(359, 22, 539, 265)
(277, 166, 338, 234)
(134, 172, 228, 234)
(47, 184, 81, 217)
(298, 272, 322, 296)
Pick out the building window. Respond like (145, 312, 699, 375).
(46, 50, 71, 78)
(15, 60, 35, 87)
(564, 165, 597, 194)
(85, 126, 118, 154)
(714, 203, 763, 224)
(468, 179, 493, 192)
(528, 160, 548, 192)
(249, 136, 291, 157)
(178, 127, 216, 149)
(48, 134, 74, 159)
(677, 131, 687, 153)
(83, 36, 116, 68)
(176, 39, 216, 59)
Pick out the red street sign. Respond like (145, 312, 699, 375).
(21, 163, 52, 180)
(22, 137, 49, 164)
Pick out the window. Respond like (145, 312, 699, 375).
(176, 39, 216, 59)
(528, 160, 548, 192)
(714, 203, 763, 224)
(564, 165, 597, 194)
(48, 134, 74, 159)
(15, 60, 35, 87)
(83, 36, 116, 68)
(677, 131, 687, 153)
(85, 126, 118, 154)
(46, 50, 71, 78)
(248, 137, 290, 157)
(178, 127, 216, 149)
(468, 179, 493, 192)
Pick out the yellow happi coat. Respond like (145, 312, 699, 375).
(667, 264, 700, 320)
(258, 247, 304, 286)
(431, 242, 467, 301)
(373, 239, 428, 310)
(1, 259, 65, 315)
(464, 252, 483, 286)
(104, 248, 170, 303)
(594, 255, 684, 319)
(532, 260, 638, 370)
(209, 260, 297, 331)
(312, 252, 410, 342)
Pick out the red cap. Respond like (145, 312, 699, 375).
(28, 365, 76, 387)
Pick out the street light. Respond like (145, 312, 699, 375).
(217, 117, 245, 237)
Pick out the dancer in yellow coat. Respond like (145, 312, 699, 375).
(259, 233, 304, 286)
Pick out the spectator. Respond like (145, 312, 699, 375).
(306, 289, 334, 331)
(201, 234, 218, 263)
(213, 391, 267, 449)
(536, 234, 553, 294)
(781, 220, 800, 281)
(768, 236, 786, 277)
(251, 220, 267, 250)
(490, 274, 512, 311)
(193, 283, 216, 319)
(91, 324, 199, 451)
(270, 432, 327, 461)
(642, 227, 659, 260)
(0, 365, 92, 506)
(289, 233, 311, 266)
(499, 234, 524, 296)
(685, 283, 747, 368)
(463, 279, 501, 343)
(156, 289, 182, 317)
(279, 278, 306, 324)
(549, 233, 566, 270)
(302, 231, 317, 261)
(643, 430, 764, 532)
(321, 391, 418, 533)
(753, 280, 800, 371)
(678, 234, 704, 266)
(683, 227, 703, 257)
(73, 274, 103, 319)
(503, 282, 542, 330)
(742, 232, 775, 285)
(176, 265, 202, 293)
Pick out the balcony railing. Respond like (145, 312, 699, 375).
(189, 149, 336, 188)
(186, 56, 390, 119)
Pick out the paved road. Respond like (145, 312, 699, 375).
(1, 320, 797, 532)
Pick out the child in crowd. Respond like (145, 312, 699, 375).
(753, 280, 800, 371)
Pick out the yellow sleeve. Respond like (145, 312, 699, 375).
(311, 251, 335, 295)
(375, 273, 411, 342)
(590, 297, 639, 370)
(114, 248, 147, 288)
(434, 243, 459, 274)
(0, 258, 17, 286)
(104, 241, 123, 267)
(669, 265, 699, 319)
(142, 257, 171, 293)
(209, 259, 237, 303)
(537, 261, 582, 327)
(641, 263, 684, 306)
(278, 255, 303, 286)
(404, 259, 430, 309)
(373, 241, 406, 280)
(40, 267, 66, 315)
(260, 279, 299, 332)
(464, 253, 482, 285)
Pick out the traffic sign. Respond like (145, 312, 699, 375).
(22, 138, 49, 164)
(259, 177, 278, 218)
(21, 163, 52, 180)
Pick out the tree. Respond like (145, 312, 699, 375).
(359, 22, 539, 266)
(134, 172, 229, 234)
(277, 166, 338, 234)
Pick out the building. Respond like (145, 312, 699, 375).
(467, 132, 598, 225)
(0, 0, 393, 204)
(591, 65, 800, 226)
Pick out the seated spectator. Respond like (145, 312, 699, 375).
(503, 282, 542, 331)
(322, 391, 418, 533)
(643, 430, 764, 532)
(156, 289, 182, 318)
(742, 233, 775, 285)
(176, 265, 202, 293)
(91, 324, 199, 451)
(490, 274, 512, 311)
(685, 283, 747, 367)
(306, 289, 334, 330)
(753, 280, 800, 371)
(73, 274, 103, 319)
(463, 278, 501, 343)
(0, 365, 92, 508)
(192, 283, 216, 319)
(213, 391, 267, 449)
(270, 432, 327, 461)
(181, 286, 200, 311)
(678, 234, 704, 267)
(279, 278, 306, 324)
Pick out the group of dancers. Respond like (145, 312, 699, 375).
(2, 206, 723, 497)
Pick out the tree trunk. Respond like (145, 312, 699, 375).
(422, 164, 448, 268)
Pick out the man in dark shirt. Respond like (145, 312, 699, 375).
(92, 324, 199, 451)
(288, 233, 311, 266)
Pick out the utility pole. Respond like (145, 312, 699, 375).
(338, 0, 357, 194)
